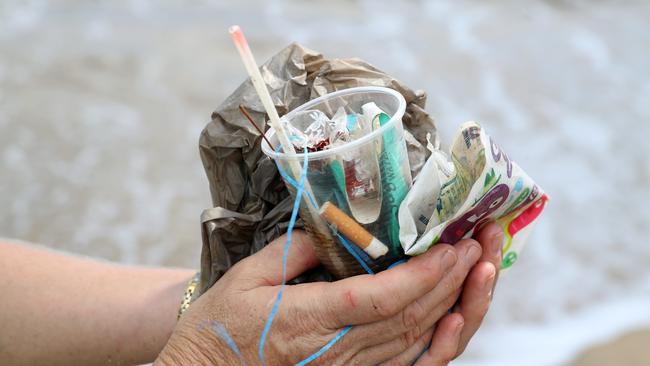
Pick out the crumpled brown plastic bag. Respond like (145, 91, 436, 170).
(198, 43, 437, 295)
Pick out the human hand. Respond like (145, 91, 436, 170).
(156, 229, 492, 365)
(407, 222, 504, 365)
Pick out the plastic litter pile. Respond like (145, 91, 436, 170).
(196, 31, 549, 365)
(281, 107, 548, 271)
(197, 39, 547, 294)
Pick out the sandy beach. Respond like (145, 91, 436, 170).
(570, 329, 650, 366)
(1, 1, 649, 364)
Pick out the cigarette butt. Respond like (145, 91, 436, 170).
(319, 201, 389, 259)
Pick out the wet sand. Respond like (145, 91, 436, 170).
(570, 328, 650, 366)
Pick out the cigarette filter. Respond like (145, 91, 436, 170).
(319, 201, 388, 259)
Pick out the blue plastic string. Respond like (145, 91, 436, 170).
(274, 156, 317, 209)
(198, 320, 246, 365)
(263, 145, 380, 366)
(335, 233, 375, 275)
(274, 155, 374, 275)
(388, 259, 407, 269)
(258, 147, 309, 366)
(294, 325, 353, 366)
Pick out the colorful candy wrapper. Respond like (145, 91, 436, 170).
(399, 121, 548, 269)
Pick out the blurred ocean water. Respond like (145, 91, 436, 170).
(1, 1, 649, 365)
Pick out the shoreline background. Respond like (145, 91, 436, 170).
(1, 1, 649, 365)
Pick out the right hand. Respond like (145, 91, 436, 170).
(156, 230, 485, 365)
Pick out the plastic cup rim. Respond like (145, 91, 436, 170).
(260, 86, 407, 160)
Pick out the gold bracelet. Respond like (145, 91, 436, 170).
(177, 271, 201, 320)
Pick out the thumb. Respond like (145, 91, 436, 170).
(235, 230, 321, 288)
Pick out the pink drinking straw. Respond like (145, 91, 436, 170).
(229, 25, 297, 156)
(229, 25, 325, 221)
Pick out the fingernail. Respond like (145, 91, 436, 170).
(442, 249, 458, 272)
(483, 264, 497, 299)
(466, 243, 481, 259)
(456, 318, 465, 332)
(491, 228, 504, 257)
(484, 264, 496, 291)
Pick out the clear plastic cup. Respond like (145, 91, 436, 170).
(262, 86, 412, 278)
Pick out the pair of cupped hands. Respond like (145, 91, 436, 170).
(157, 223, 503, 366)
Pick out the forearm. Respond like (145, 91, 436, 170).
(0, 241, 194, 365)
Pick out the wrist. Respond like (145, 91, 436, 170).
(155, 327, 225, 365)
(177, 271, 201, 320)
(119, 267, 197, 364)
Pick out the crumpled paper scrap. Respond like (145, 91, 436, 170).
(399, 121, 548, 269)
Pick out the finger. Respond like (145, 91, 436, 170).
(474, 222, 503, 300)
(301, 244, 458, 327)
(454, 261, 496, 357)
(474, 222, 504, 271)
(229, 230, 320, 289)
(344, 239, 481, 348)
(351, 327, 434, 366)
(411, 239, 483, 328)
(414, 313, 464, 366)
